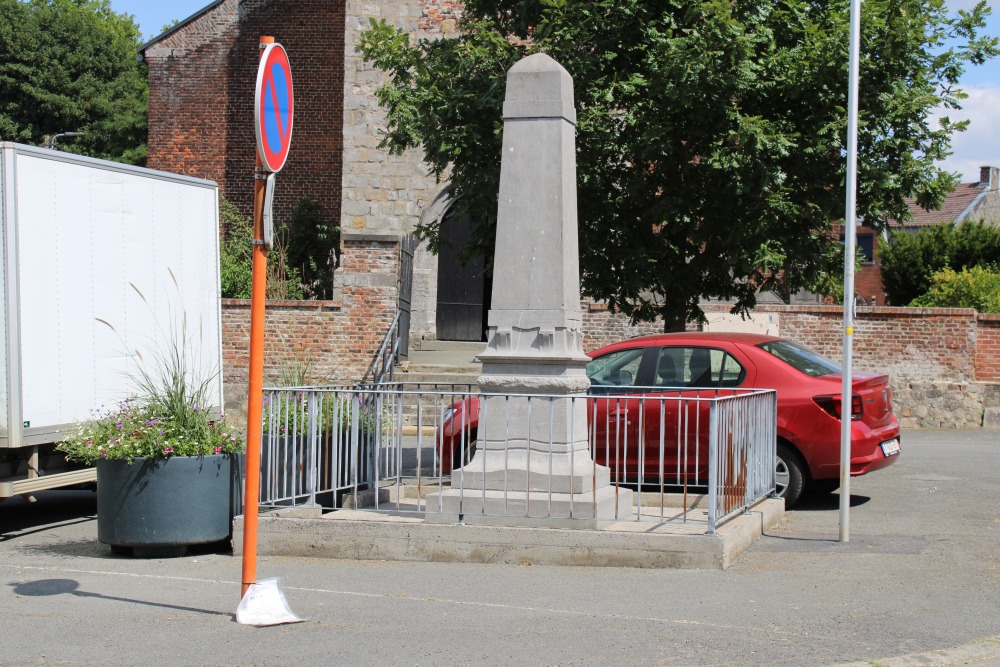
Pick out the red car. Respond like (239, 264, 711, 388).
(437, 332, 900, 507)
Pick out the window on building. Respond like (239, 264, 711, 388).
(840, 232, 875, 263)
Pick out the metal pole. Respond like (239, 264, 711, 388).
(840, 0, 862, 544)
(241, 35, 274, 599)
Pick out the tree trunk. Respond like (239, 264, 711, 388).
(660, 302, 688, 333)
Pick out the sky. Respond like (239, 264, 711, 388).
(111, 0, 999, 183)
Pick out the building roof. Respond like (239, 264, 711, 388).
(891, 168, 997, 228)
(137, 0, 224, 54)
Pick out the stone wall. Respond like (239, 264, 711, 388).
(343, 0, 457, 341)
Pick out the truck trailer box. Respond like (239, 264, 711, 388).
(0, 142, 223, 498)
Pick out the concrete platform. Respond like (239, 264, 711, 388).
(233, 495, 784, 570)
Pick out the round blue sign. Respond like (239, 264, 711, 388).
(255, 43, 294, 173)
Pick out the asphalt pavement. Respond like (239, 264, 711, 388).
(1, 429, 998, 666)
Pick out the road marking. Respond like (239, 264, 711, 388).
(3, 563, 785, 634)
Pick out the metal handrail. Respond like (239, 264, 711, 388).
(360, 310, 402, 386)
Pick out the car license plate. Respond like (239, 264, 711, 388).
(880, 438, 900, 457)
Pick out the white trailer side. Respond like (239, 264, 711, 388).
(0, 143, 222, 498)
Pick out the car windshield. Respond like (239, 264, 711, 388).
(757, 339, 841, 377)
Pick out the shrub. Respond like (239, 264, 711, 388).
(219, 197, 304, 299)
(879, 221, 1000, 306)
(909, 266, 1000, 313)
(284, 197, 339, 300)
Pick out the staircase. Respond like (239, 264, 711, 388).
(387, 340, 483, 433)
(398, 339, 484, 385)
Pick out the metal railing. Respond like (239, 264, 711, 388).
(258, 383, 777, 532)
(359, 311, 402, 386)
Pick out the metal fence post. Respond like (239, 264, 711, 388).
(707, 401, 719, 534)
(307, 390, 318, 507)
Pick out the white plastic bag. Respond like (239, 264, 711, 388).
(236, 578, 304, 626)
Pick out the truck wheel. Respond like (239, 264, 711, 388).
(776, 443, 805, 508)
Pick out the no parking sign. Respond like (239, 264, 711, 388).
(254, 43, 294, 173)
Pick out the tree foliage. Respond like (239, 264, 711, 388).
(219, 198, 304, 300)
(358, 0, 997, 329)
(285, 197, 340, 300)
(910, 265, 1000, 313)
(0, 0, 148, 165)
(879, 221, 1000, 305)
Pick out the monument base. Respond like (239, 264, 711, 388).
(424, 485, 634, 529)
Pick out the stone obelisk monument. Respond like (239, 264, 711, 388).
(428, 53, 631, 524)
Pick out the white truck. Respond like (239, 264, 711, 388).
(0, 142, 224, 499)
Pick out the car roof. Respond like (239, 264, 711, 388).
(620, 331, 782, 345)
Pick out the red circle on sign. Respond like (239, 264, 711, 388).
(254, 43, 294, 173)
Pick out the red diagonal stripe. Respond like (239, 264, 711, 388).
(268, 73, 288, 145)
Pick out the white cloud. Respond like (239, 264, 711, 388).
(932, 84, 1000, 182)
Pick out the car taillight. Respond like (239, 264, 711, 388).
(813, 394, 863, 421)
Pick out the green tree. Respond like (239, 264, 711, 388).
(0, 0, 148, 165)
(910, 266, 1000, 313)
(358, 0, 997, 330)
(880, 221, 1000, 305)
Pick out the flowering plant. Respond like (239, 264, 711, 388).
(57, 277, 244, 465)
(57, 399, 242, 465)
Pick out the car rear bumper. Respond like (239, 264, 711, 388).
(810, 421, 900, 479)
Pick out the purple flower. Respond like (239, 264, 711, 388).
(214, 446, 223, 454)
(163, 446, 174, 455)
(116, 422, 123, 430)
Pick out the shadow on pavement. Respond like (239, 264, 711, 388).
(0, 490, 97, 538)
(10, 578, 232, 618)
(791, 491, 871, 512)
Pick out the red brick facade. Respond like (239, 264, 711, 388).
(144, 0, 346, 225)
(221, 237, 399, 412)
(975, 314, 1000, 384)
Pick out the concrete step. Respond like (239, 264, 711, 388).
(406, 350, 482, 368)
(391, 369, 480, 385)
(234, 497, 784, 569)
(410, 339, 486, 353)
(399, 363, 481, 377)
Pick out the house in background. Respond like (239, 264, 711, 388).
(854, 166, 1000, 306)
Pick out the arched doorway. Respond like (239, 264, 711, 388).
(435, 209, 491, 341)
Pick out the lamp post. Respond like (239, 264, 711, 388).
(48, 132, 84, 149)
(840, 0, 863, 544)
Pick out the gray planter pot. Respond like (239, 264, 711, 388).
(96, 454, 235, 557)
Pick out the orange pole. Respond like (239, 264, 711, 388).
(241, 35, 274, 600)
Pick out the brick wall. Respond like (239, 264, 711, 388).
(145, 0, 238, 188)
(751, 305, 980, 383)
(578, 303, 1000, 428)
(145, 0, 346, 227)
(222, 236, 399, 417)
(976, 314, 1000, 384)
(581, 301, 662, 350)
